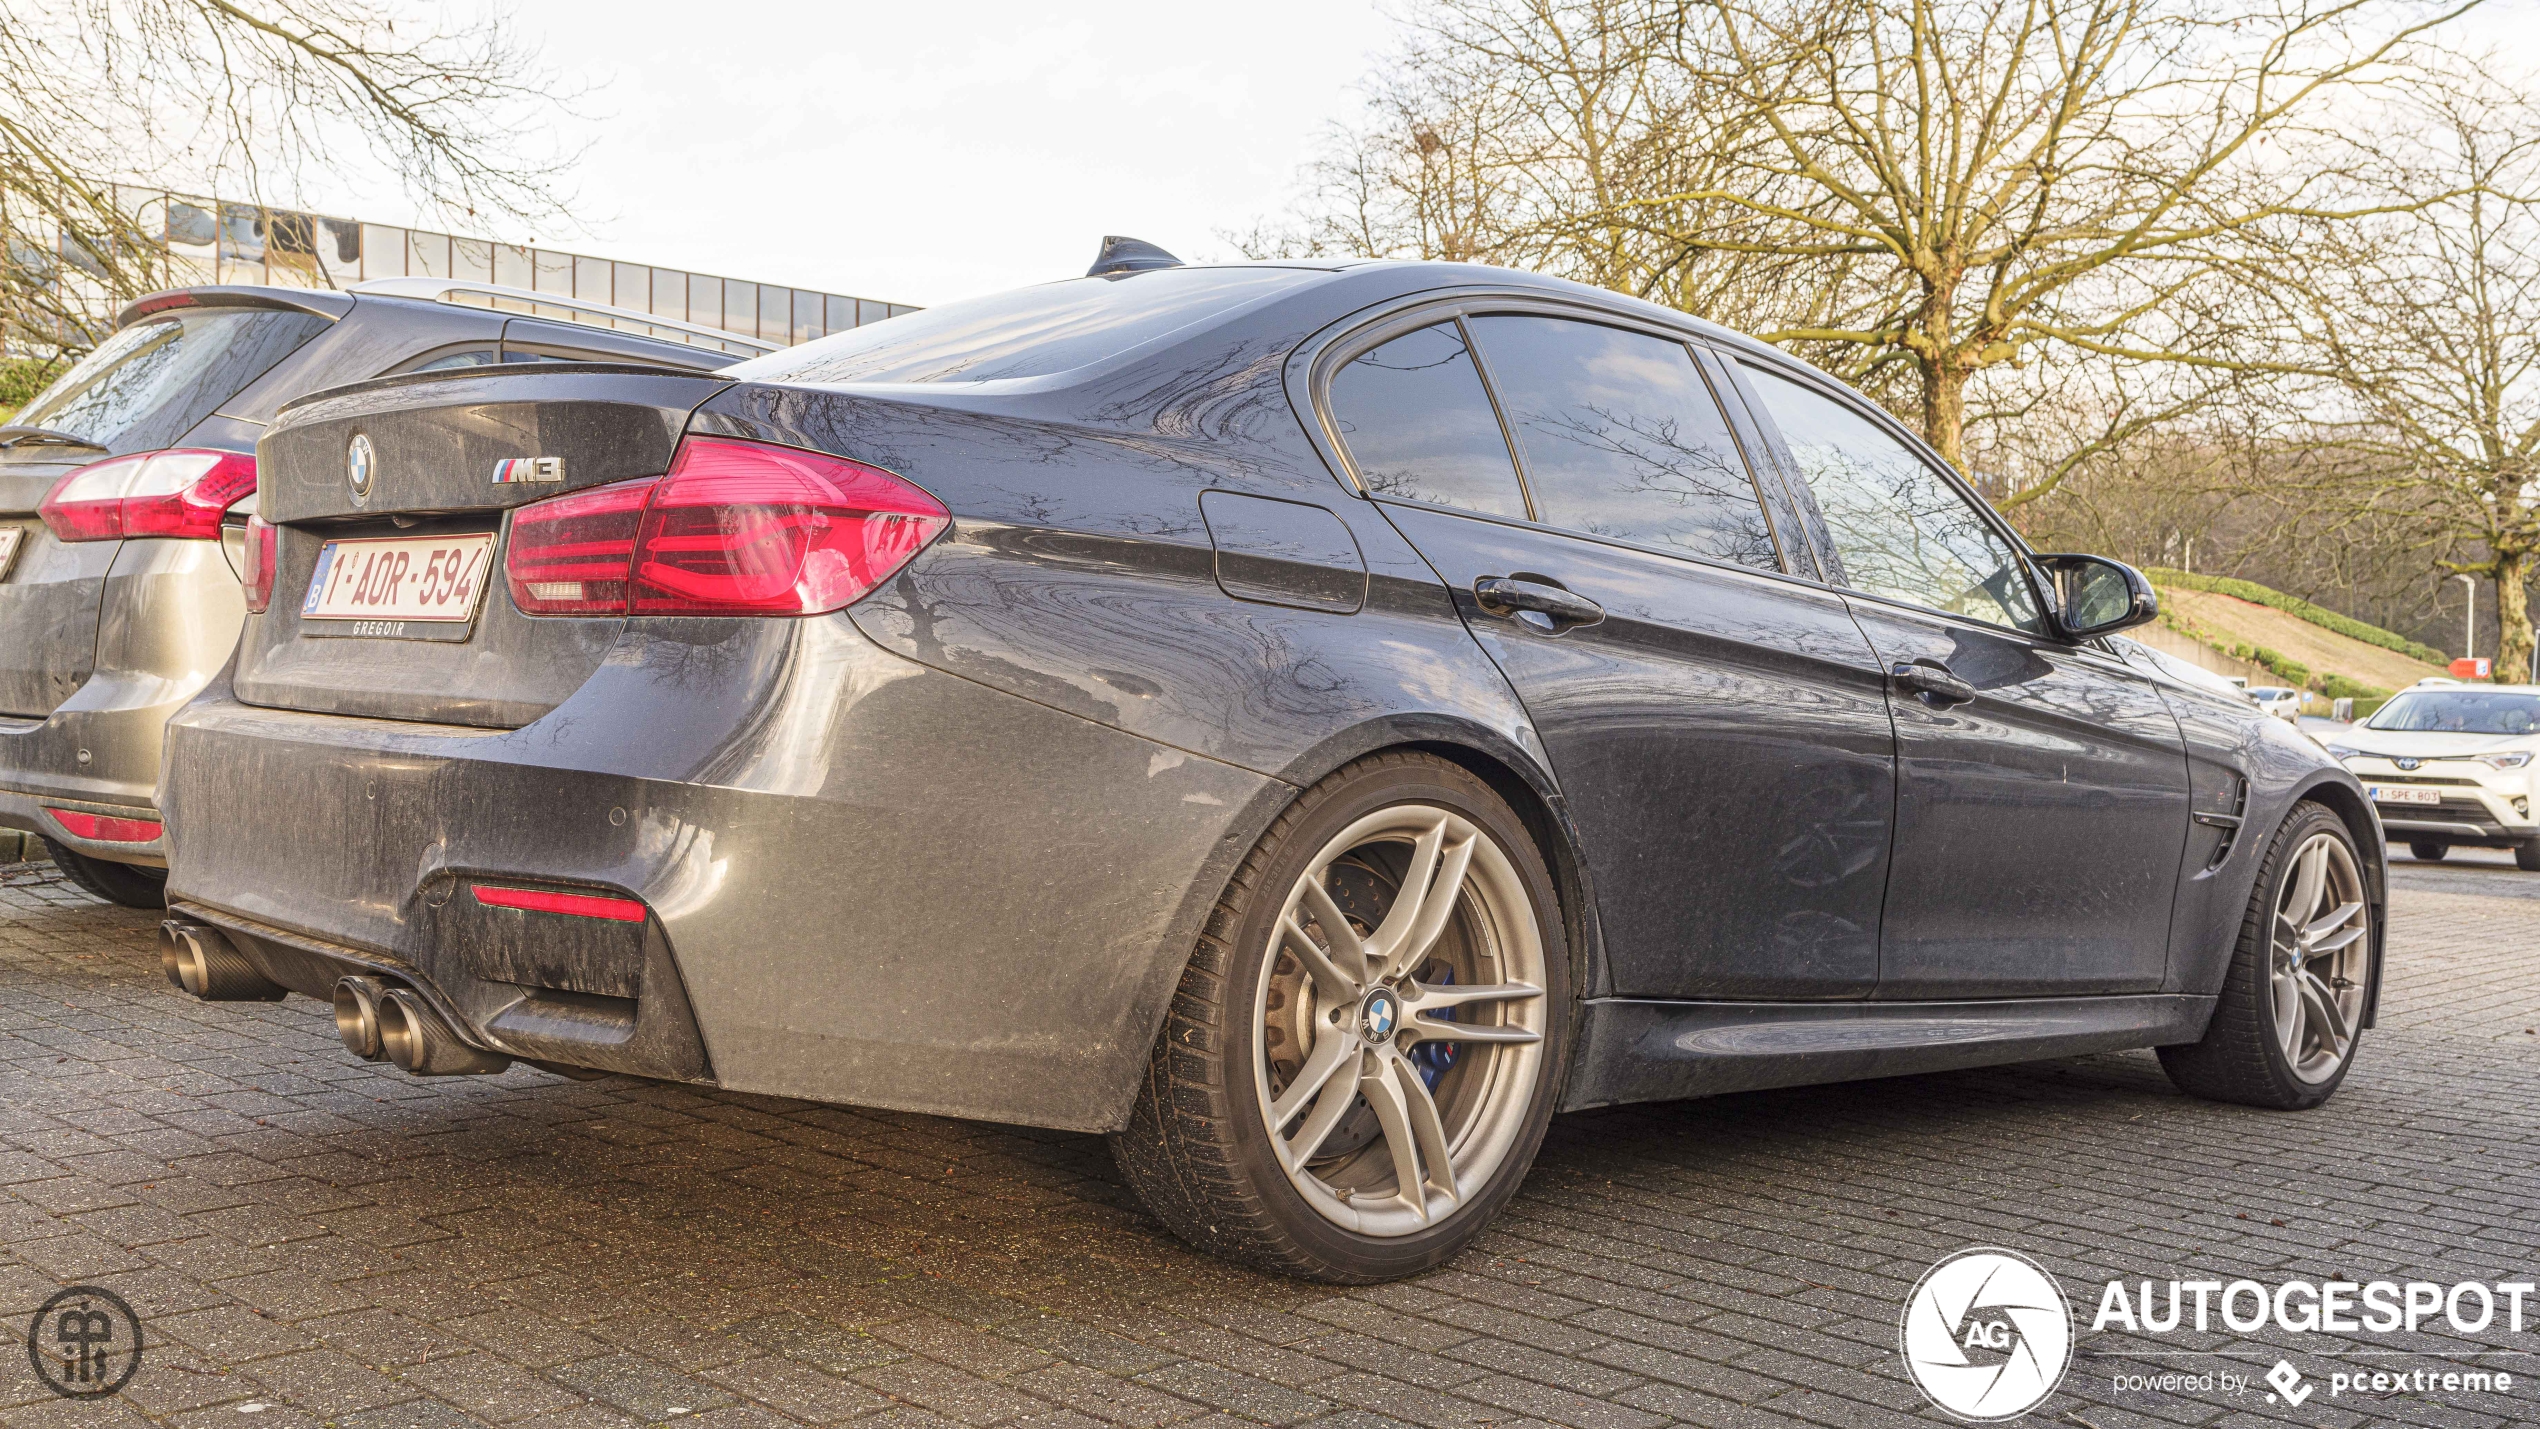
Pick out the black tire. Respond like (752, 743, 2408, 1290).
(1111, 751, 1572, 1283)
(2159, 803, 2368, 1110)
(2517, 839, 2540, 873)
(41, 839, 168, 909)
(2407, 839, 2448, 862)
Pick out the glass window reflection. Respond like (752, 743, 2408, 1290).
(1325, 322, 1528, 518)
(1469, 316, 1776, 569)
(1746, 366, 2041, 632)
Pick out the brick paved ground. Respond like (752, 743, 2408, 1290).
(2, 850, 2536, 1429)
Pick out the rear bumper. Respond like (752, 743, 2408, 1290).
(162, 615, 1279, 1132)
(0, 537, 247, 866)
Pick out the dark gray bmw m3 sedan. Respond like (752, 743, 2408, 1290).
(157, 246, 2385, 1281)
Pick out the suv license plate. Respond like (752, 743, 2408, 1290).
(302, 533, 494, 640)
(2367, 786, 2442, 806)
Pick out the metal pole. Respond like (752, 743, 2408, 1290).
(2456, 573, 2476, 662)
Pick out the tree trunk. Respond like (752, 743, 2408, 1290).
(1920, 358, 1969, 476)
(2496, 550, 2535, 685)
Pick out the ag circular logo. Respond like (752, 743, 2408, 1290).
(347, 432, 376, 501)
(1900, 1248, 2071, 1422)
(26, 1284, 143, 1399)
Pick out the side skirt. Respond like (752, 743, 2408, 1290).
(1560, 994, 2215, 1111)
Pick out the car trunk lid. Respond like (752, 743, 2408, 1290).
(238, 366, 733, 728)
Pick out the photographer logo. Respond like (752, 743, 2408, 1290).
(1901, 1248, 2073, 1422)
(25, 1284, 143, 1399)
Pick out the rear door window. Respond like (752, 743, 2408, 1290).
(1325, 323, 1528, 518)
(10, 307, 331, 455)
(1745, 366, 2043, 633)
(1467, 315, 1778, 569)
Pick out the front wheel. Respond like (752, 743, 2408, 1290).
(2407, 839, 2448, 862)
(42, 839, 168, 910)
(2516, 839, 2540, 873)
(1112, 752, 1570, 1282)
(2160, 804, 2372, 1109)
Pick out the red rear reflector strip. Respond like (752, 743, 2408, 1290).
(48, 809, 164, 843)
(470, 883, 647, 922)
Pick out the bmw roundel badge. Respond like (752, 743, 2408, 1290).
(347, 433, 376, 501)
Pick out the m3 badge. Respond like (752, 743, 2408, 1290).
(492, 457, 565, 484)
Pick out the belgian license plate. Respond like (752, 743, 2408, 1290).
(301, 533, 494, 640)
(2368, 785, 2442, 806)
(0, 527, 20, 580)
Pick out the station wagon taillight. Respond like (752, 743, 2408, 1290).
(502, 436, 949, 617)
(38, 448, 257, 542)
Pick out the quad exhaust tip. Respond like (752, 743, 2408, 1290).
(159, 921, 287, 1002)
(335, 975, 510, 1076)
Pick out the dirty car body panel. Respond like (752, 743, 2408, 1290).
(158, 261, 2374, 1134)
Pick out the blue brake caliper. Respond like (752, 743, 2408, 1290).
(1408, 965, 1457, 1090)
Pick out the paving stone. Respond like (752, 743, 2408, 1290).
(3, 858, 2538, 1428)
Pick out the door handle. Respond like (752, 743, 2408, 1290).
(1892, 660, 1977, 706)
(1474, 576, 1604, 631)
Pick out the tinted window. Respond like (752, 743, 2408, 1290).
(1747, 366, 2041, 633)
(728, 267, 1323, 385)
(1326, 323, 1527, 518)
(12, 308, 330, 455)
(2366, 690, 2540, 735)
(1470, 316, 1775, 568)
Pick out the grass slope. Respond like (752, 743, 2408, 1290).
(2154, 586, 2450, 699)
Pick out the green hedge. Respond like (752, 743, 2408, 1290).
(2147, 568, 2447, 665)
(0, 356, 65, 416)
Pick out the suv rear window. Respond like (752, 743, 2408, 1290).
(726, 266, 1323, 386)
(11, 306, 332, 455)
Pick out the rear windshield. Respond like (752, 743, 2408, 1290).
(11, 306, 331, 454)
(725, 266, 1325, 386)
(2365, 690, 2540, 735)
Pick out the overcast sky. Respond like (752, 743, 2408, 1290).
(320, 0, 2540, 312)
(322, 0, 1402, 309)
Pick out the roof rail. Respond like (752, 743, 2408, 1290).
(351, 277, 780, 358)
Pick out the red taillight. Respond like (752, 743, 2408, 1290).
(39, 448, 257, 542)
(240, 514, 278, 613)
(48, 809, 164, 843)
(470, 883, 648, 922)
(503, 476, 656, 616)
(500, 437, 949, 619)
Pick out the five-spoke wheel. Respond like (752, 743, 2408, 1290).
(1115, 752, 1568, 1282)
(1256, 804, 1547, 1237)
(2162, 802, 2374, 1109)
(2270, 831, 2368, 1084)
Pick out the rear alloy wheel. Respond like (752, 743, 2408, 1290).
(1114, 753, 1568, 1282)
(41, 839, 168, 910)
(2407, 838, 2448, 862)
(2160, 804, 2370, 1108)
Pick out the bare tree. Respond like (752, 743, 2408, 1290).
(1271, 0, 2473, 488)
(2, 0, 571, 348)
(2258, 64, 2540, 680)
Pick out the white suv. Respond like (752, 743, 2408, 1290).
(2327, 681, 2540, 868)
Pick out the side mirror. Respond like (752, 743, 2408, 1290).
(2034, 554, 2157, 638)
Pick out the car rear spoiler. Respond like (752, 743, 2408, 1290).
(116, 286, 355, 328)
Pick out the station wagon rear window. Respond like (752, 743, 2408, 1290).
(726, 266, 1323, 386)
(13, 307, 331, 455)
